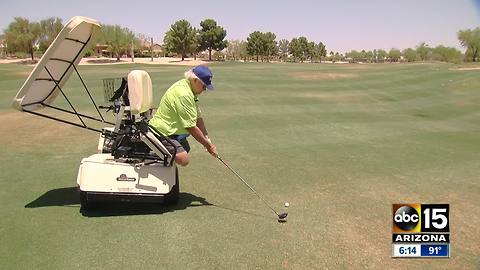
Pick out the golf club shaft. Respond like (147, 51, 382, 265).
(217, 156, 279, 216)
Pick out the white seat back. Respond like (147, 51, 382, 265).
(127, 70, 152, 115)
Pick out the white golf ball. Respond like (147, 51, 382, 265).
(284, 202, 289, 207)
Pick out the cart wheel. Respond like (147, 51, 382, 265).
(164, 167, 179, 205)
(80, 191, 95, 210)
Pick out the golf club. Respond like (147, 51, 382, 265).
(217, 155, 288, 222)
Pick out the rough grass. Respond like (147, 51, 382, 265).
(0, 62, 479, 269)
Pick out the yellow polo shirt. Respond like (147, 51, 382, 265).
(149, 79, 201, 136)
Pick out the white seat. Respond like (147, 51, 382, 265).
(126, 70, 174, 165)
(127, 70, 153, 115)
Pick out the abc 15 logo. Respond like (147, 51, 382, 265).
(392, 204, 449, 233)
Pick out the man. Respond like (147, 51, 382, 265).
(149, 65, 218, 166)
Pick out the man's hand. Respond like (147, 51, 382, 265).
(186, 126, 218, 158)
(206, 142, 218, 158)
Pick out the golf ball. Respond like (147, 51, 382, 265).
(284, 202, 289, 207)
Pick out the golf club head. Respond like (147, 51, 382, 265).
(277, 212, 288, 223)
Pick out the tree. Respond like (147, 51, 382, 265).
(212, 50, 225, 61)
(346, 50, 362, 63)
(263, 32, 277, 62)
(227, 39, 248, 61)
(288, 38, 300, 62)
(416, 42, 431, 61)
(306, 41, 315, 62)
(458, 28, 480, 62)
(332, 52, 343, 63)
(246, 31, 278, 62)
(289, 36, 309, 62)
(198, 19, 227, 61)
(246, 31, 263, 62)
(376, 49, 387, 62)
(388, 48, 401, 62)
(38, 17, 63, 52)
(100, 24, 136, 60)
(316, 42, 326, 63)
(431, 45, 462, 63)
(403, 48, 417, 62)
(190, 27, 201, 60)
(247, 31, 278, 62)
(278, 39, 289, 62)
(226, 39, 239, 61)
(4, 17, 41, 60)
(360, 50, 368, 62)
(164, 20, 196, 61)
(365, 50, 374, 62)
(239, 40, 248, 62)
(308, 42, 327, 63)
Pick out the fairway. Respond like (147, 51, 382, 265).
(0, 62, 479, 269)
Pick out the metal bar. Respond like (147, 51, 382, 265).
(34, 78, 59, 82)
(72, 64, 105, 121)
(43, 104, 114, 125)
(44, 66, 87, 127)
(50, 58, 73, 64)
(23, 109, 102, 133)
(121, 152, 162, 161)
(20, 102, 114, 126)
(65, 37, 87, 44)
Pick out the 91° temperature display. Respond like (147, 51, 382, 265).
(392, 244, 450, 258)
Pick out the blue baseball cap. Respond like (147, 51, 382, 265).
(192, 65, 214, 90)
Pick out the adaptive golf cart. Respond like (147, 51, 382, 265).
(12, 16, 179, 209)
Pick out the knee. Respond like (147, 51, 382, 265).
(175, 152, 189, 167)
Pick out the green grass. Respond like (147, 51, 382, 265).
(1, 62, 479, 269)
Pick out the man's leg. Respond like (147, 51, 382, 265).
(175, 151, 189, 166)
(174, 138, 190, 166)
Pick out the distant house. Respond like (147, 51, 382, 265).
(93, 42, 164, 58)
(141, 43, 164, 57)
(94, 44, 109, 57)
(152, 43, 163, 56)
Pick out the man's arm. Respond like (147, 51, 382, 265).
(186, 125, 217, 157)
(196, 117, 208, 136)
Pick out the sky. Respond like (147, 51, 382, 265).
(0, 0, 479, 53)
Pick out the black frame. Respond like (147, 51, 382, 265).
(144, 124, 178, 167)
